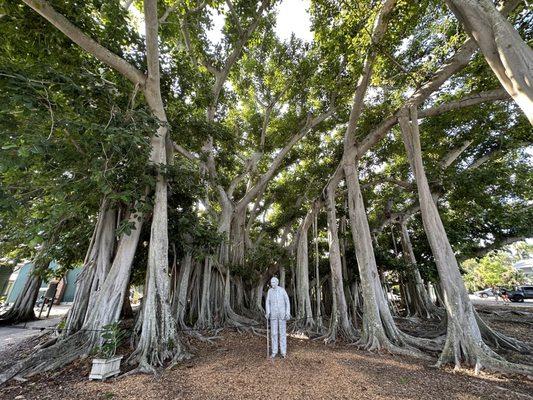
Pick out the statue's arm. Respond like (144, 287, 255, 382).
(284, 289, 290, 319)
(265, 289, 271, 317)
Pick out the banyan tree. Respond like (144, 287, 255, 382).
(0, 0, 532, 383)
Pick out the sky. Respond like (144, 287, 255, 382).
(130, 1, 313, 45)
(207, 0, 313, 45)
(274, 0, 313, 42)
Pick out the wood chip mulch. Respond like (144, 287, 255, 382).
(1, 306, 532, 400)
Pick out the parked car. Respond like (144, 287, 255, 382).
(474, 288, 495, 298)
(507, 286, 533, 303)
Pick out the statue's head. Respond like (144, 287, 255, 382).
(270, 276, 279, 288)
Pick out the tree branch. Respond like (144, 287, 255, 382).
(225, 0, 244, 37)
(212, 0, 271, 104)
(173, 142, 198, 162)
(178, 3, 217, 74)
(419, 88, 510, 118)
(439, 139, 474, 169)
(144, 0, 161, 88)
(361, 178, 412, 190)
(22, 0, 146, 87)
(460, 236, 527, 261)
(236, 105, 336, 210)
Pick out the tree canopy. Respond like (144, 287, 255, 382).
(0, 0, 532, 381)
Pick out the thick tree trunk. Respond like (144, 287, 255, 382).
(399, 106, 532, 374)
(0, 264, 42, 325)
(129, 0, 187, 367)
(129, 120, 184, 370)
(444, 0, 533, 124)
(230, 206, 247, 267)
(344, 161, 435, 357)
(313, 214, 323, 329)
(325, 187, 356, 341)
(196, 257, 213, 329)
(64, 206, 116, 334)
(0, 211, 144, 385)
(64, 205, 115, 333)
(174, 252, 193, 327)
(130, 160, 185, 370)
(295, 212, 315, 329)
(218, 202, 234, 266)
(221, 268, 256, 327)
(399, 220, 441, 320)
(84, 213, 142, 336)
(345, 162, 395, 347)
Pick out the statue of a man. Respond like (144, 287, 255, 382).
(265, 276, 290, 358)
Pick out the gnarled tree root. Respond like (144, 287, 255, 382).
(128, 325, 190, 374)
(221, 306, 258, 329)
(398, 331, 444, 353)
(475, 312, 532, 354)
(437, 335, 533, 376)
(292, 316, 316, 332)
(354, 329, 433, 361)
(0, 332, 90, 385)
(184, 329, 220, 344)
(322, 321, 358, 344)
(291, 317, 326, 338)
(0, 309, 37, 326)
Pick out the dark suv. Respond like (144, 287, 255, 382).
(507, 286, 533, 302)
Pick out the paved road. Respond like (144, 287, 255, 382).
(469, 294, 533, 308)
(0, 305, 70, 351)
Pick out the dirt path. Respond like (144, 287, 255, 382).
(1, 330, 532, 400)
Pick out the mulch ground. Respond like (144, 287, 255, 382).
(1, 305, 533, 400)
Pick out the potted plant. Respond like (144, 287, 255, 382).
(89, 322, 126, 380)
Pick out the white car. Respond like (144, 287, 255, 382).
(474, 288, 495, 298)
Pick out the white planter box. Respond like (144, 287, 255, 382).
(89, 356, 123, 380)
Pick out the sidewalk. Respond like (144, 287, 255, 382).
(0, 305, 70, 351)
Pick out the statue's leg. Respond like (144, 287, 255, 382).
(280, 319, 287, 356)
(271, 318, 279, 356)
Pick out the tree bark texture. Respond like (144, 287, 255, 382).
(445, 0, 533, 124)
(399, 106, 532, 373)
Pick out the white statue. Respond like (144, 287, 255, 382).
(265, 276, 290, 358)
